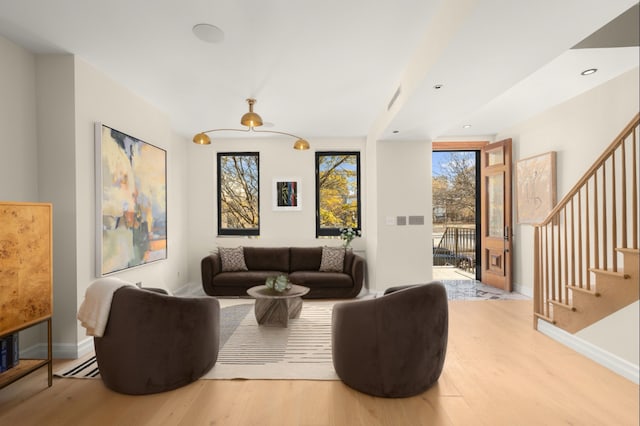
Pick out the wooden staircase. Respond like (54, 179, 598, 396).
(549, 248, 638, 333)
(534, 114, 640, 333)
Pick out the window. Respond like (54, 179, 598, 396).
(315, 151, 361, 237)
(217, 152, 260, 236)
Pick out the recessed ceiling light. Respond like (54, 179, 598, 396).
(581, 68, 597, 76)
(192, 23, 224, 43)
(463, 124, 472, 129)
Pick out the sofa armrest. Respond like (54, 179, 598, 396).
(349, 254, 365, 295)
(201, 254, 221, 296)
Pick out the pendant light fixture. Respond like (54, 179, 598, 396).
(193, 98, 310, 150)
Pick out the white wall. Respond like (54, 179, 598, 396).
(0, 36, 42, 350)
(374, 139, 433, 290)
(0, 36, 38, 201)
(577, 301, 639, 365)
(35, 55, 78, 355)
(71, 58, 190, 355)
(186, 137, 366, 287)
(17, 52, 191, 358)
(497, 67, 640, 296)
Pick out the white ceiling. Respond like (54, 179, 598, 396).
(0, 0, 638, 143)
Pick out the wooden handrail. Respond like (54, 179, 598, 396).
(537, 113, 640, 227)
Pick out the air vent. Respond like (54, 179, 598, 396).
(396, 216, 407, 226)
(387, 86, 401, 110)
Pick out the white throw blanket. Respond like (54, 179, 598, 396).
(77, 277, 136, 337)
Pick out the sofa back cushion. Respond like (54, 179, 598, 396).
(218, 247, 248, 272)
(290, 247, 323, 271)
(243, 247, 290, 271)
(319, 246, 346, 272)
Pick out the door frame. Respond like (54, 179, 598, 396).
(432, 141, 488, 281)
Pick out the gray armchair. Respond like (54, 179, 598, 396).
(93, 287, 220, 395)
(331, 282, 448, 397)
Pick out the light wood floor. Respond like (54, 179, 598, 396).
(0, 300, 638, 425)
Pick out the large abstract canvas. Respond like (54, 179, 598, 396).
(95, 124, 167, 276)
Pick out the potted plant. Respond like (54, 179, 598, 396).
(339, 227, 361, 248)
(265, 274, 292, 293)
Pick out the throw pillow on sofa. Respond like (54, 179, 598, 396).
(319, 246, 345, 272)
(219, 247, 248, 272)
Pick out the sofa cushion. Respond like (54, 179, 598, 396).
(213, 271, 286, 287)
(319, 246, 345, 272)
(218, 247, 248, 272)
(243, 247, 290, 271)
(290, 247, 323, 271)
(289, 271, 353, 288)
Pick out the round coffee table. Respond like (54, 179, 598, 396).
(246, 284, 310, 327)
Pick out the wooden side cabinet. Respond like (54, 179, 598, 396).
(0, 202, 53, 389)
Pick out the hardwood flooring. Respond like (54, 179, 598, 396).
(0, 300, 638, 425)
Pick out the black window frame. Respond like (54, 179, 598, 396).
(315, 151, 361, 237)
(217, 152, 260, 236)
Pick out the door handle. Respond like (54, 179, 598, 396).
(504, 226, 509, 253)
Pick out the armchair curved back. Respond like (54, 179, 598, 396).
(94, 287, 220, 395)
(331, 282, 448, 397)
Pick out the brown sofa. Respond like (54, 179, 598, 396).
(201, 246, 364, 298)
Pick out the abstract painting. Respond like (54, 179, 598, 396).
(273, 177, 301, 211)
(95, 124, 167, 276)
(516, 151, 556, 224)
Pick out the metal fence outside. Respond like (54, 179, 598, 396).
(433, 226, 476, 273)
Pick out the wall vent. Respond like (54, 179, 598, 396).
(396, 216, 407, 226)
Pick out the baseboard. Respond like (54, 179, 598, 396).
(513, 281, 533, 298)
(172, 281, 204, 297)
(77, 337, 95, 357)
(538, 320, 639, 384)
(20, 339, 92, 360)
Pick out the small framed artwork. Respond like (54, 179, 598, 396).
(516, 151, 556, 224)
(273, 177, 302, 211)
(95, 123, 167, 276)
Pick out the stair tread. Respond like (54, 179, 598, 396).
(548, 299, 576, 310)
(615, 248, 639, 255)
(589, 268, 630, 279)
(567, 284, 600, 296)
(534, 312, 555, 324)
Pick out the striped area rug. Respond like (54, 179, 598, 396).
(55, 354, 101, 379)
(55, 301, 339, 381)
(205, 302, 337, 380)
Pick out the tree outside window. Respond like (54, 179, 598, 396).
(315, 152, 361, 237)
(217, 152, 259, 236)
(432, 151, 476, 224)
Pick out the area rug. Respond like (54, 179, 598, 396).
(206, 302, 337, 380)
(55, 302, 339, 381)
